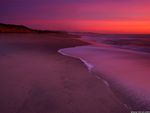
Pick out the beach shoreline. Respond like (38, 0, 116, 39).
(58, 45, 133, 110)
(0, 33, 130, 113)
(58, 35, 150, 111)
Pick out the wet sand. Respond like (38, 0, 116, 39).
(60, 44, 150, 110)
(0, 33, 129, 113)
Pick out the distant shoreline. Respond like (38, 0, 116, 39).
(0, 23, 67, 34)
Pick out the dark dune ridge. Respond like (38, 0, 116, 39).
(0, 23, 67, 34)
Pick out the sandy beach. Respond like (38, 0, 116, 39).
(0, 33, 129, 113)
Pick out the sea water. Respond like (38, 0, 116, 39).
(59, 33, 150, 110)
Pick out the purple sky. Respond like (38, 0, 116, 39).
(1, 0, 150, 33)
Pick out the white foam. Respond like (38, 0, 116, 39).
(79, 58, 94, 71)
(94, 75, 110, 87)
(102, 79, 110, 87)
(58, 49, 69, 56)
(58, 49, 94, 71)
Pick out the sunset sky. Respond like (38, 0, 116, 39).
(1, 0, 150, 33)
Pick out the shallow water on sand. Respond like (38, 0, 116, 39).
(59, 35, 150, 110)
